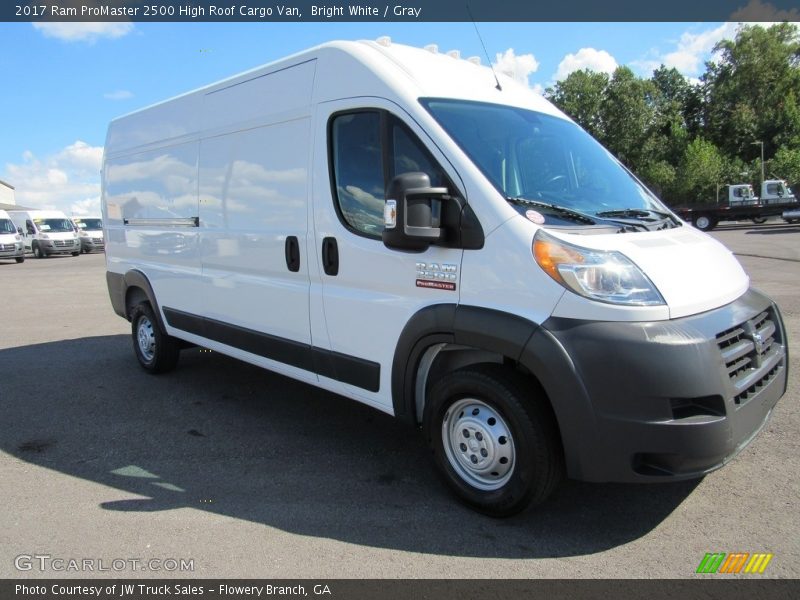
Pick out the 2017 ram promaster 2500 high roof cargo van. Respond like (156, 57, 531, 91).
(102, 39, 788, 516)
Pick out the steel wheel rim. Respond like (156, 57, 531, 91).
(137, 316, 156, 362)
(696, 216, 709, 229)
(442, 398, 516, 491)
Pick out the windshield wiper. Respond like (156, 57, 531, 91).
(506, 197, 597, 225)
(596, 208, 674, 220)
(507, 197, 654, 231)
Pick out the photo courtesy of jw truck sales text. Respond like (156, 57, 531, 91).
(102, 38, 789, 517)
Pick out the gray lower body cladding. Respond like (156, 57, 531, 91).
(530, 288, 787, 482)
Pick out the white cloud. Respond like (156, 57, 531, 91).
(104, 90, 133, 101)
(492, 48, 540, 87)
(730, 0, 800, 21)
(32, 22, 134, 43)
(2, 141, 103, 215)
(633, 16, 789, 78)
(659, 23, 739, 75)
(554, 48, 618, 81)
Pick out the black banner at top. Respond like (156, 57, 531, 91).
(4, 0, 800, 22)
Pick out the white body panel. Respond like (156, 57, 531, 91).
(103, 40, 751, 417)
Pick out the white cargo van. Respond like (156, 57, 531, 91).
(8, 209, 81, 258)
(103, 40, 788, 516)
(0, 209, 25, 263)
(72, 216, 105, 253)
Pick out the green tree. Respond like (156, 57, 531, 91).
(545, 70, 609, 141)
(600, 67, 657, 171)
(703, 23, 800, 161)
(771, 146, 800, 185)
(677, 138, 726, 203)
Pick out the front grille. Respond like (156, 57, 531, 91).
(92, 238, 103, 244)
(53, 240, 74, 247)
(0, 243, 15, 251)
(716, 308, 782, 404)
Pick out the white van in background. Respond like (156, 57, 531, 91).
(102, 40, 788, 516)
(72, 216, 105, 253)
(0, 209, 25, 263)
(8, 209, 81, 258)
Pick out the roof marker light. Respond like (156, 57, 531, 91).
(446, 50, 461, 59)
(376, 36, 392, 47)
(467, 56, 481, 65)
(424, 44, 439, 54)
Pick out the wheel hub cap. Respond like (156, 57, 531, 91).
(442, 398, 515, 491)
(137, 317, 156, 362)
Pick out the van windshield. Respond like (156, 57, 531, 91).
(74, 218, 103, 230)
(422, 99, 674, 227)
(0, 219, 15, 234)
(34, 218, 74, 232)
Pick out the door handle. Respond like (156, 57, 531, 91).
(321, 237, 339, 276)
(285, 236, 300, 272)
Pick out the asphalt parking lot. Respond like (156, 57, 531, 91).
(1, 221, 798, 579)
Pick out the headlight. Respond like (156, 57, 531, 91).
(79, 231, 88, 237)
(533, 230, 665, 306)
(40, 233, 49, 239)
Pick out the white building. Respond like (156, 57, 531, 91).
(0, 179, 15, 206)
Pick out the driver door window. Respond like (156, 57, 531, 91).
(330, 110, 449, 238)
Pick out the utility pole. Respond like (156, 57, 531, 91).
(752, 141, 765, 190)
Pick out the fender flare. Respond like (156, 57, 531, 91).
(106, 269, 167, 331)
(391, 303, 601, 479)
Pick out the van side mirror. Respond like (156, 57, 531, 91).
(17, 226, 23, 235)
(382, 172, 450, 251)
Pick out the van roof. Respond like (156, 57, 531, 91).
(110, 39, 563, 125)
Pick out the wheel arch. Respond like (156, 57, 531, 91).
(106, 269, 167, 331)
(392, 304, 599, 478)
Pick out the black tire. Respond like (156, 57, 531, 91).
(751, 217, 768, 224)
(71, 251, 80, 257)
(33, 244, 47, 259)
(424, 364, 563, 517)
(692, 214, 716, 231)
(130, 303, 180, 374)
(15, 257, 24, 263)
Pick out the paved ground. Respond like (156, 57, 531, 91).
(1, 222, 797, 579)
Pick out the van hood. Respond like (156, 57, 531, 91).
(561, 225, 749, 319)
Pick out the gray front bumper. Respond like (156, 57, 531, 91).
(529, 288, 788, 482)
(0, 244, 24, 258)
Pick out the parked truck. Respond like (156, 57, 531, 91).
(71, 216, 105, 253)
(103, 39, 788, 516)
(0, 209, 25, 263)
(675, 180, 798, 231)
(7, 209, 81, 257)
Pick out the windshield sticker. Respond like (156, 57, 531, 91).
(525, 210, 546, 225)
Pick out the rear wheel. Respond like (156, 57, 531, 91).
(130, 302, 180, 374)
(751, 217, 768, 224)
(424, 364, 563, 517)
(693, 214, 716, 231)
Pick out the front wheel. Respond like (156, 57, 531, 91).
(15, 257, 24, 263)
(751, 217, 768, 224)
(33, 244, 47, 258)
(424, 365, 563, 517)
(71, 251, 80, 257)
(130, 303, 181, 374)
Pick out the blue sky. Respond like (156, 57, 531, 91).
(0, 20, 773, 214)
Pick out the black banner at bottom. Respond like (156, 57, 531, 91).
(3, 579, 799, 600)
